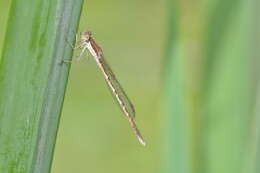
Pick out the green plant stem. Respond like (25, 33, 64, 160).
(0, 0, 83, 172)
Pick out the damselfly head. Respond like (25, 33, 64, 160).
(80, 31, 92, 42)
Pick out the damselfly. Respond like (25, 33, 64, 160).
(69, 31, 145, 146)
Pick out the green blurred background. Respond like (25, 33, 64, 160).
(0, 0, 259, 173)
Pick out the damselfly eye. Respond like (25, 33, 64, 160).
(85, 31, 92, 36)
